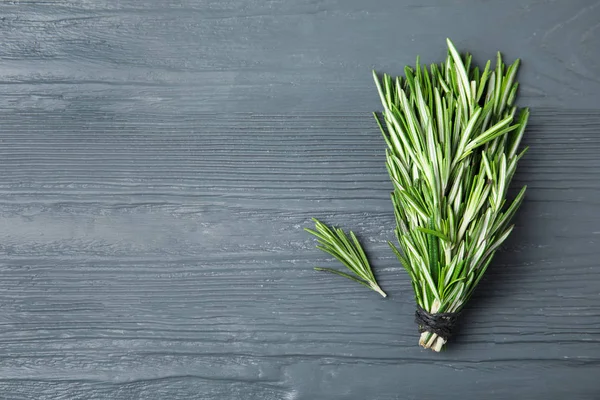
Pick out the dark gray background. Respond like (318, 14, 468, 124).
(1, 1, 599, 399)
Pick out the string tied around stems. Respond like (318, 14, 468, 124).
(415, 305, 460, 341)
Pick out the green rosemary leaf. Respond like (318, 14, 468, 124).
(499, 59, 520, 115)
(476, 60, 492, 102)
(315, 245, 367, 280)
(416, 227, 450, 242)
(467, 123, 520, 153)
(508, 108, 530, 158)
(388, 241, 410, 270)
(427, 230, 440, 285)
(307, 219, 387, 297)
(313, 268, 372, 288)
(350, 231, 374, 280)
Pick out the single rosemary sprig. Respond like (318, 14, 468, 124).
(373, 39, 529, 351)
(306, 218, 387, 297)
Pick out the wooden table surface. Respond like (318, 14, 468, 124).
(1, 1, 599, 399)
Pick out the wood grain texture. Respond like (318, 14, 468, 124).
(1, 1, 600, 400)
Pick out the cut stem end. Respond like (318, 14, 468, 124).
(419, 331, 447, 352)
(371, 284, 388, 298)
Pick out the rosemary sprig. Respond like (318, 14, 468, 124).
(306, 218, 387, 297)
(373, 39, 529, 351)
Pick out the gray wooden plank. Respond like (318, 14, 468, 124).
(1, 0, 600, 399)
(0, 0, 599, 113)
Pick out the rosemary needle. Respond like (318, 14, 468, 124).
(306, 218, 387, 297)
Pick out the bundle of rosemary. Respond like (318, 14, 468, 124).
(373, 39, 528, 351)
(307, 39, 528, 352)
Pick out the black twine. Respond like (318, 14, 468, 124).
(415, 305, 459, 340)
